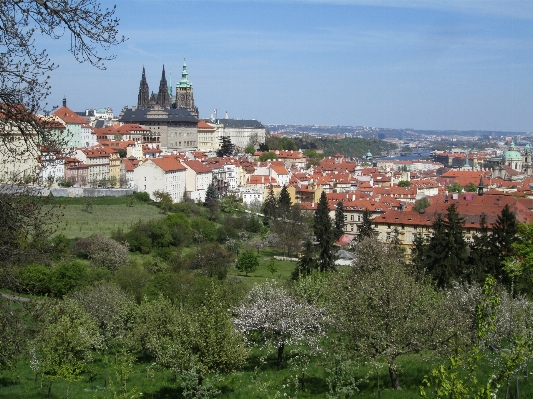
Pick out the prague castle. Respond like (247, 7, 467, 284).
(136, 59, 198, 118)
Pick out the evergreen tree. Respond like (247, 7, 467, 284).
(313, 191, 336, 272)
(216, 136, 236, 157)
(358, 208, 376, 241)
(491, 204, 518, 260)
(469, 213, 494, 283)
(261, 184, 277, 225)
(491, 204, 519, 284)
(334, 201, 345, 241)
(292, 239, 318, 279)
(417, 204, 469, 288)
(204, 183, 218, 206)
(277, 185, 292, 216)
(204, 183, 219, 220)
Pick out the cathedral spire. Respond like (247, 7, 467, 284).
(157, 64, 170, 108)
(138, 66, 150, 109)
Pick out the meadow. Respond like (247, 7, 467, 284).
(43, 196, 165, 239)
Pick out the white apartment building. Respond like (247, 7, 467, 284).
(133, 155, 186, 203)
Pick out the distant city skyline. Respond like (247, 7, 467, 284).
(40, 0, 533, 132)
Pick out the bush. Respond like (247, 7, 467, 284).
(181, 243, 234, 279)
(19, 264, 52, 295)
(190, 216, 217, 243)
(134, 192, 151, 203)
(49, 261, 88, 297)
(85, 235, 129, 272)
(114, 262, 152, 304)
(236, 250, 259, 276)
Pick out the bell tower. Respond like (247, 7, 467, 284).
(175, 58, 199, 118)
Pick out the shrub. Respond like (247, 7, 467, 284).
(134, 192, 151, 203)
(236, 250, 259, 276)
(85, 235, 130, 272)
(19, 264, 52, 295)
(49, 261, 87, 297)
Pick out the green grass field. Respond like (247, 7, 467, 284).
(46, 201, 165, 239)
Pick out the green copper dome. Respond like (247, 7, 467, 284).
(503, 142, 521, 160)
(177, 58, 193, 89)
(366, 151, 372, 158)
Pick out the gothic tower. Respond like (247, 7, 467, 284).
(157, 65, 171, 108)
(137, 67, 150, 109)
(175, 58, 199, 118)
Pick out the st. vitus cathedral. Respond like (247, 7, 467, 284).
(137, 59, 199, 118)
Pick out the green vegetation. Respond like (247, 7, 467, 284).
(2, 195, 533, 399)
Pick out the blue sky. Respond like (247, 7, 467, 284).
(43, 0, 533, 131)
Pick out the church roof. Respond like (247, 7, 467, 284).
(503, 142, 522, 160)
(119, 107, 198, 123)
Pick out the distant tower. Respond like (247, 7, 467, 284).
(464, 149, 469, 168)
(477, 175, 485, 196)
(524, 143, 532, 176)
(157, 65, 171, 108)
(168, 71, 173, 99)
(137, 67, 150, 109)
(175, 58, 199, 118)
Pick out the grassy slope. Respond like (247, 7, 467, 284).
(44, 197, 164, 239)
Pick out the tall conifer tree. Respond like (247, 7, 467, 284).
(277, 185, 292, 216)
(261, 184, 277, 225)
(358, 208, 376, 241)
(334, 201, 345, 241)
(313, 191, 336, 272)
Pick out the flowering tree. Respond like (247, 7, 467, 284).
(335, 238, 467, 390)
(232, 281, 328, 368)
(84, 235, 129, 272)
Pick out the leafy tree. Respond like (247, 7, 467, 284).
(116, 148, 127, 158)
(182, 243, 234, 279)
(49, 261, 88, 297)
(413, 197, 431, 212)
(244, 145, 255, 155)
(270, 204, 310, 256)
(464, 181, 478, 192)
(258, 152, 278, 162)
(33, 300, 103, 397)
(334, 201, 345, 241)
(358, 208, 376, 241)
(313, 191, 336, 272)
(0, 297, 27, 371)
(503, 221, 533, 296)
(216, 136, 235, 157)
(85, 235, 129, 272)
(236, 249, 259, 276)
(448, 182, 463, 193)
(232, 281, 327, 368)
(0, 0, 124, 269)
(397, 180, 411, 187)
(261, 184, 277, 224)
(335, 239, 466, 390)
(153, 190, 173, 214)
(134, 192, 151, 203)
(67, 282, 135, 349)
